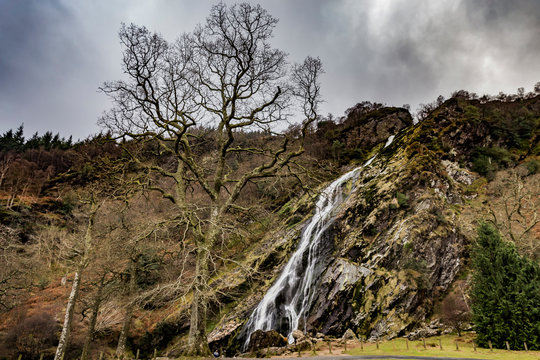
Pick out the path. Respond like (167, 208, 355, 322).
(232, 356, 492, 360)
(261, 356, 492, 360)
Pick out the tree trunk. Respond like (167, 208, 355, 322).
(115, 302, 135, 358)
(187, 246, 210, 356)
(54, 270, 82, 360)
(116, 260, 137, 358)
(81, 276, 106, 360)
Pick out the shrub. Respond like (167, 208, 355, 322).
(5, 312, 60, 359)
(463, 105, 481, 123)
(526, 159, 540, 175)
(471, 146, 513, 180)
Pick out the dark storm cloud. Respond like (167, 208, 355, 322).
(0, 0, 72, 87)
(1, 0, 540, 139)
(322, 0, 540, 113)
(0, 0, 96, 139)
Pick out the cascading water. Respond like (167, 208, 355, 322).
(241, 135, 395, 348)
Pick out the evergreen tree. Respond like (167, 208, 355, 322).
(0, 125, 25, 151)
(472, 222, 540, 349)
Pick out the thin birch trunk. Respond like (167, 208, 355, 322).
(54, 270, 81, 360)
(54, 200, 98, 360)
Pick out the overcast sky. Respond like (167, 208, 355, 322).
(1, 0, 540, 140)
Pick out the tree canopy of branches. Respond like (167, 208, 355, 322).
(100, 3, 322, 355)
(486, 170, 539, 259)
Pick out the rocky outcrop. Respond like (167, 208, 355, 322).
(248, 330, 288, 351)
(341, 107, 413, 149)
(307, 258, 369, 334)
(211, 104, 476, 351)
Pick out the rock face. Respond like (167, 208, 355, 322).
(247, 330, 287, 351)
(301, 131, 468, 340)
(210, 99, 523, 352)
(340, 106, 413, 149)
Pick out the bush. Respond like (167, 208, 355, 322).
(463, 105, 481, 123)
(526, 159, 540, 175)
(5, 312, 60, 359)
(471, 146, 513, 180)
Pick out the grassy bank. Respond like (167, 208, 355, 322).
(341, 334, 540, 359)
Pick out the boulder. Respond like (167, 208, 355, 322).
(248, 329, 287, 352)
(294, 339, 313, 352)
(290, 330, 314, 351)
(407, 320, 443, 340)
(291, 329, 306, 342)
(342, 328, 358, 342)
(207, 319, 243, 351)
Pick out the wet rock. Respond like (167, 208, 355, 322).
(289, 330, 314, 351)
(248, 329, 287, 351)
(308, 259, 369, 334)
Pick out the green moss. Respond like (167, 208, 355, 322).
(396, 192, 409, 208)
(464, 177, 487, 196)
(286, 214, 303, 227)
(363, 182, 379, 204)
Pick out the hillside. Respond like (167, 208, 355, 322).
(0, 93, 539, 359)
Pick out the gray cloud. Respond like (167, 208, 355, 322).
(1, 0, 540, 140)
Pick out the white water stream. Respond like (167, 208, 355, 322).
(242, 135, 395, 348)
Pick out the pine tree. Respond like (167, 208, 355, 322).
(471, 222, 540, 349)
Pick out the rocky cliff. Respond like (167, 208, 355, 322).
(205, 95, 539, 354)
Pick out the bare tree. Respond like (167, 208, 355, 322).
(441, 287, 471, 336)
(113, 206, 169, 358)
(487, 170, 539, 259)
(54, 154, 133, 360)
(0, 153, 13, 189)
(0, 224, 24, 311)
(80, 273, 113, 360)
(100, 3, 322, 355)
(54, 192, 102, 360)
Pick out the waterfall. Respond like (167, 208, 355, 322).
(241, 135, 396, 348)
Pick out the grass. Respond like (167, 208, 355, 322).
(340, 334, 540, 359)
